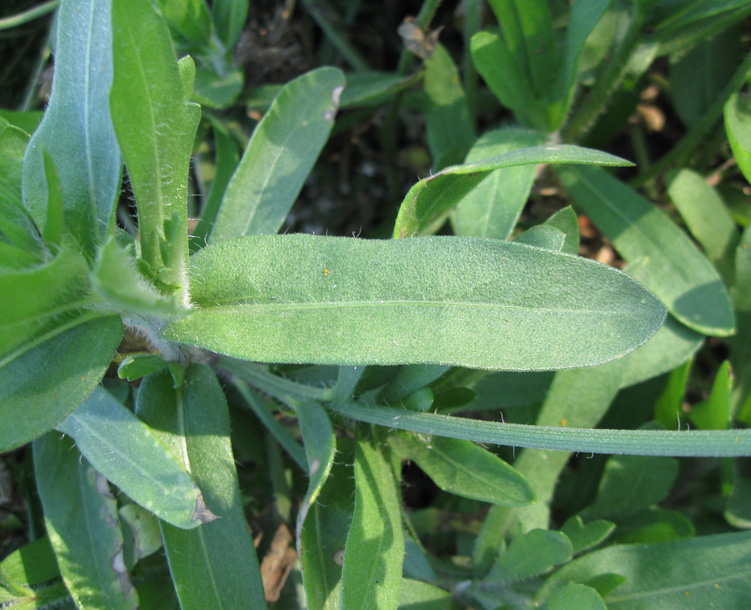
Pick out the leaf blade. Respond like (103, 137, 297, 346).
(166, 234, 666, 371)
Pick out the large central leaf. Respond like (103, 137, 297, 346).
(165, 234, 666, 371)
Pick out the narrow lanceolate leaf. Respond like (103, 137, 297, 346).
(136, 366, 266, 610)
(0, 316, 122, 453)
(389, 434, 534, 505)
(296, 402, 337, 557)
(153, 0, 212, 45)
(724, 89, 751, 183)
(22, 0, 120, 260)
(110, 0, 200, 300)
(328, 400, 751, 457)
(539, 531, 751, 609)
(558, 165, 735, 337)
(394, 145, 631, 238)
(165, 234, 665, 371)
(57, 386, 212, 530)
(667, 169, 739, 283)
(34, 433, 138, 610)
(423, 44, 475, 170)
(341, 433, 404, 610)
(211, 67, 344, 241)
(453, 127, 544, 240)
(0, 250, 91, 357)
(211, 0, 249, 50)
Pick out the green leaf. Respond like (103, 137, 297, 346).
(725, 89, 751, 184)
(210, 67, 344, 241)
(296, 401, 337, 558)
(299, 457, 355, 610)
(389, 433, 534, 505)
(543, 206, 580, 256)
(654, 358, 691, 430)
(56, 386, 213, 529)
(119, 504, 163, 567)
(136, 366, 266, 610)
(611, 507, 694, 544)
(514, 225, 566, 251)
(552, 0, 610, 127)
(619, 314, 704, 388)
(395, 145, 631, 238)
(328, 400, 751, 457)
(117, 353, 174, 383)
(690, 360, 732, 431)
(0, 315, 122, 453)
(540, 531, 751, 609)
(34, 433, 138, 609)
(546, 583, 607, 610)
(558, 165, 735, 336)
(0, 581, 73, 609)
(0, 537, 58, 590)
(671, 27, 742, 127)
(453, 127, 544, 240)
(473, 358, 627, 571)
(341, 432, 404, 610)
(92, 236, 186, 317)
(581, 455, 679, 521)
(166, 234, 666, 371)
(399, 579, 451, 609)
(22, 0, 120, 260)
(0, 119, 41, 255)
(211, 0, 248, 49)
(0, 250, 92, 358)
(110, 0, 201, 301)
(190, 120, 240, 251)
(725, 458, 751, 529)
(192, 66, 243, 108)
(423, 44, 475, 170)
(667, 169, 739, 283)
(560, 516, 615, 554)
(340, 71, 422, 108)
(40, 150, 64, 251)
(486, 529, 572, 582)
(153, 0, 212, 45)
(380, 365, 450, 404)
(470, 30, 546, 130)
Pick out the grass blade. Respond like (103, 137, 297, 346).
(328, 400, 751, 457)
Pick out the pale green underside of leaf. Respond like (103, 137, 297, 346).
(557, 165, 735, 337)
(34, 433, 138, 610)
(210, 67, 344, 241)
(57, 387, 207, 530)
(394, 145, 632, 238)
(0, 315, 122, 453)
(165, 234, 665, 371)
(540, 531, 751, 609)
(22, 0, 120, 259)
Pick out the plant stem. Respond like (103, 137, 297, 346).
(0, 0, 59, 30)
